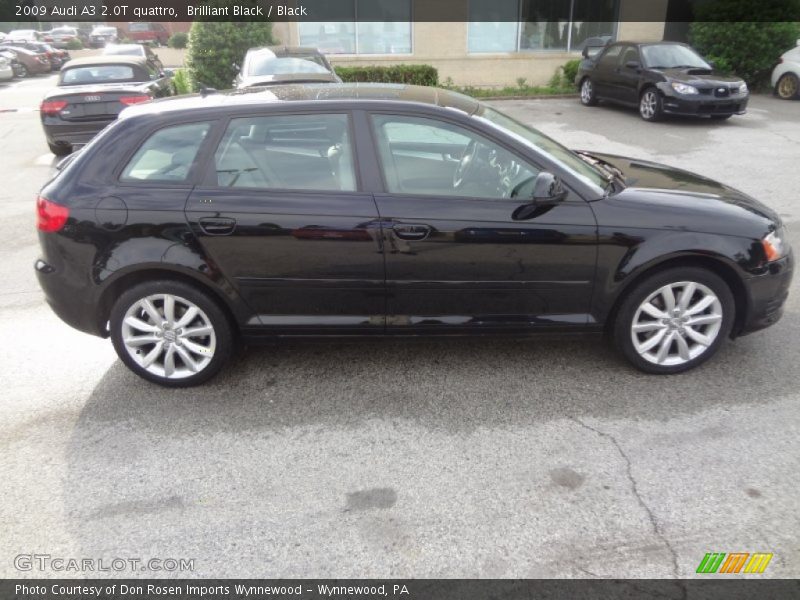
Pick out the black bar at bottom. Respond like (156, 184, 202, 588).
(2, 579, 800, 600)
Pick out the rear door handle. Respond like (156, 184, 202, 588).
(392, 223, 431, 241)
(199, 217, 236, 236)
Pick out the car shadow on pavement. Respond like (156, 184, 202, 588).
(74, 313, 799, 435)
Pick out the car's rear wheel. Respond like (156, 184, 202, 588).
(580, 78, 598, 106)
(48, 142, 71, 157)
(614, 267, 734, 374)
(775, 73, 799, 100)
(110, 280, 234, 387)
(639, 87, 664, 121)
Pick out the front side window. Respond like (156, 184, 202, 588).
(298, 0, 412, 55)
(212, 114, 356, 192)
(121, 122, 211, 183)
(371, 115, 539, 200)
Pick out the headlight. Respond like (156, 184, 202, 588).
(670, 82, 699, 95)
(762, 229, 789, 262)
(738, 82, 748, 94)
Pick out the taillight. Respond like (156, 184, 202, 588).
(119, 95, 150, 106)
(36, 196, 69, 232)
(40, 100, 68, 115)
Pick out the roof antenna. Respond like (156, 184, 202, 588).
(199, 84, 218, 98)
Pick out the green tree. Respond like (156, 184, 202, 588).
(187, 7, 275, 90)
(689, 0, 800, 87)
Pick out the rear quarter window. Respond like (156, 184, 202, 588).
(121, 122, 212, 183)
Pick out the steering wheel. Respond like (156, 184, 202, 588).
(453, 140, 479, 189)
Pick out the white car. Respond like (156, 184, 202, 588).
(0, 52, 13, 81)
(771, 39, 800, 100)
(7, 29, 43, 43)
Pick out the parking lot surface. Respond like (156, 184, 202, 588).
(1, 76, 798, 578)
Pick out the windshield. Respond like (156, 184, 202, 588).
(93, 28, 116, 35)
(642, 44, 710, 69)
(128, 24, 150, 32)
(61, 65, 138, 85)
(478, 107, 608, 193)
(247, 56, 328, 76)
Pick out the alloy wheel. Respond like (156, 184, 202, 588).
(630, 281, 723, 367)
(120, 293, 216, 379)
(581, 79, 593, 104)
(640, 91, 658, 119)
(777, 74, 798, 99)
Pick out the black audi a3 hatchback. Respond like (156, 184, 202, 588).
(35, 84, 792, 386)
(576, 41, 749, 121)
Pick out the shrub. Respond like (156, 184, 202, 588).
(562, 59, 581, 85)
(168, 32, 188, 49)
(335, 64, 438, 87)
(172, 69, 192, 95)
(187, 10, 275, 90)
(65, 38, 83, 51)
(690, 0, 800, 87)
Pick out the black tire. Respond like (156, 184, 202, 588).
(613, 267, 735, 374)
(775, 73, 799, 100)
(48, 142, 71, 157)
(579, 77, 598, 106)
(17, 64, 28, 78)
(639, 87, 664, 122)
(110, 280, 235, 387)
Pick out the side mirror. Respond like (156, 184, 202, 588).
(532, 172, 567, 204)
(625, 60, 640, 70)
(582, 46, 589, 58)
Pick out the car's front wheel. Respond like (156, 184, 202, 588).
(775, 73, 799, 100)
(614, 267, 734, 374)
(110, 280, 234, 387)
(580, 77, 598, 106)
(639, 87, 664, 121)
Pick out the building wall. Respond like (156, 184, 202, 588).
(274, 0, 668, 88)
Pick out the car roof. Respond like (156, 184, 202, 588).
(121, 83, 481, 119)
(62, 56, 148, 68)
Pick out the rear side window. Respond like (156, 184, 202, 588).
(121, 122, 211, 183)
(212, 114, 356, 191)
(598, 45, 623, 66)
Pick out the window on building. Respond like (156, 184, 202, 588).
(469, 0, 619, 53)
(298, 0, 412, 55)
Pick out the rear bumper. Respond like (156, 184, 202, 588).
(661, 90, 749, 116)
(35, 257, 106, 337)
(739, 252, 794, 336)
(42, 119, 113, 146)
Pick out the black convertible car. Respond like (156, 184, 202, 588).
(40, 56, 174, 156)
(35, 84, 792, 386)
(576, 41, 749, 121)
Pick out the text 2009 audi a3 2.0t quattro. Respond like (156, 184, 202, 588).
(34, 84, 793, 386)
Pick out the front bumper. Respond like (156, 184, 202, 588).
(739, 253, 794, 336)
(660, 87, 749, 117)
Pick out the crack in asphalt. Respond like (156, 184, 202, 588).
(571, 417, 687, 598)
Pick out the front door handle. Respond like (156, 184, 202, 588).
(199, 217, 236, 236)
(392, 223, 431, 241)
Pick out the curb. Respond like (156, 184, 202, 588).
(478, 94, 579, 101)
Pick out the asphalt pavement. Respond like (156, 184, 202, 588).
(1, 75, 798, 579)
